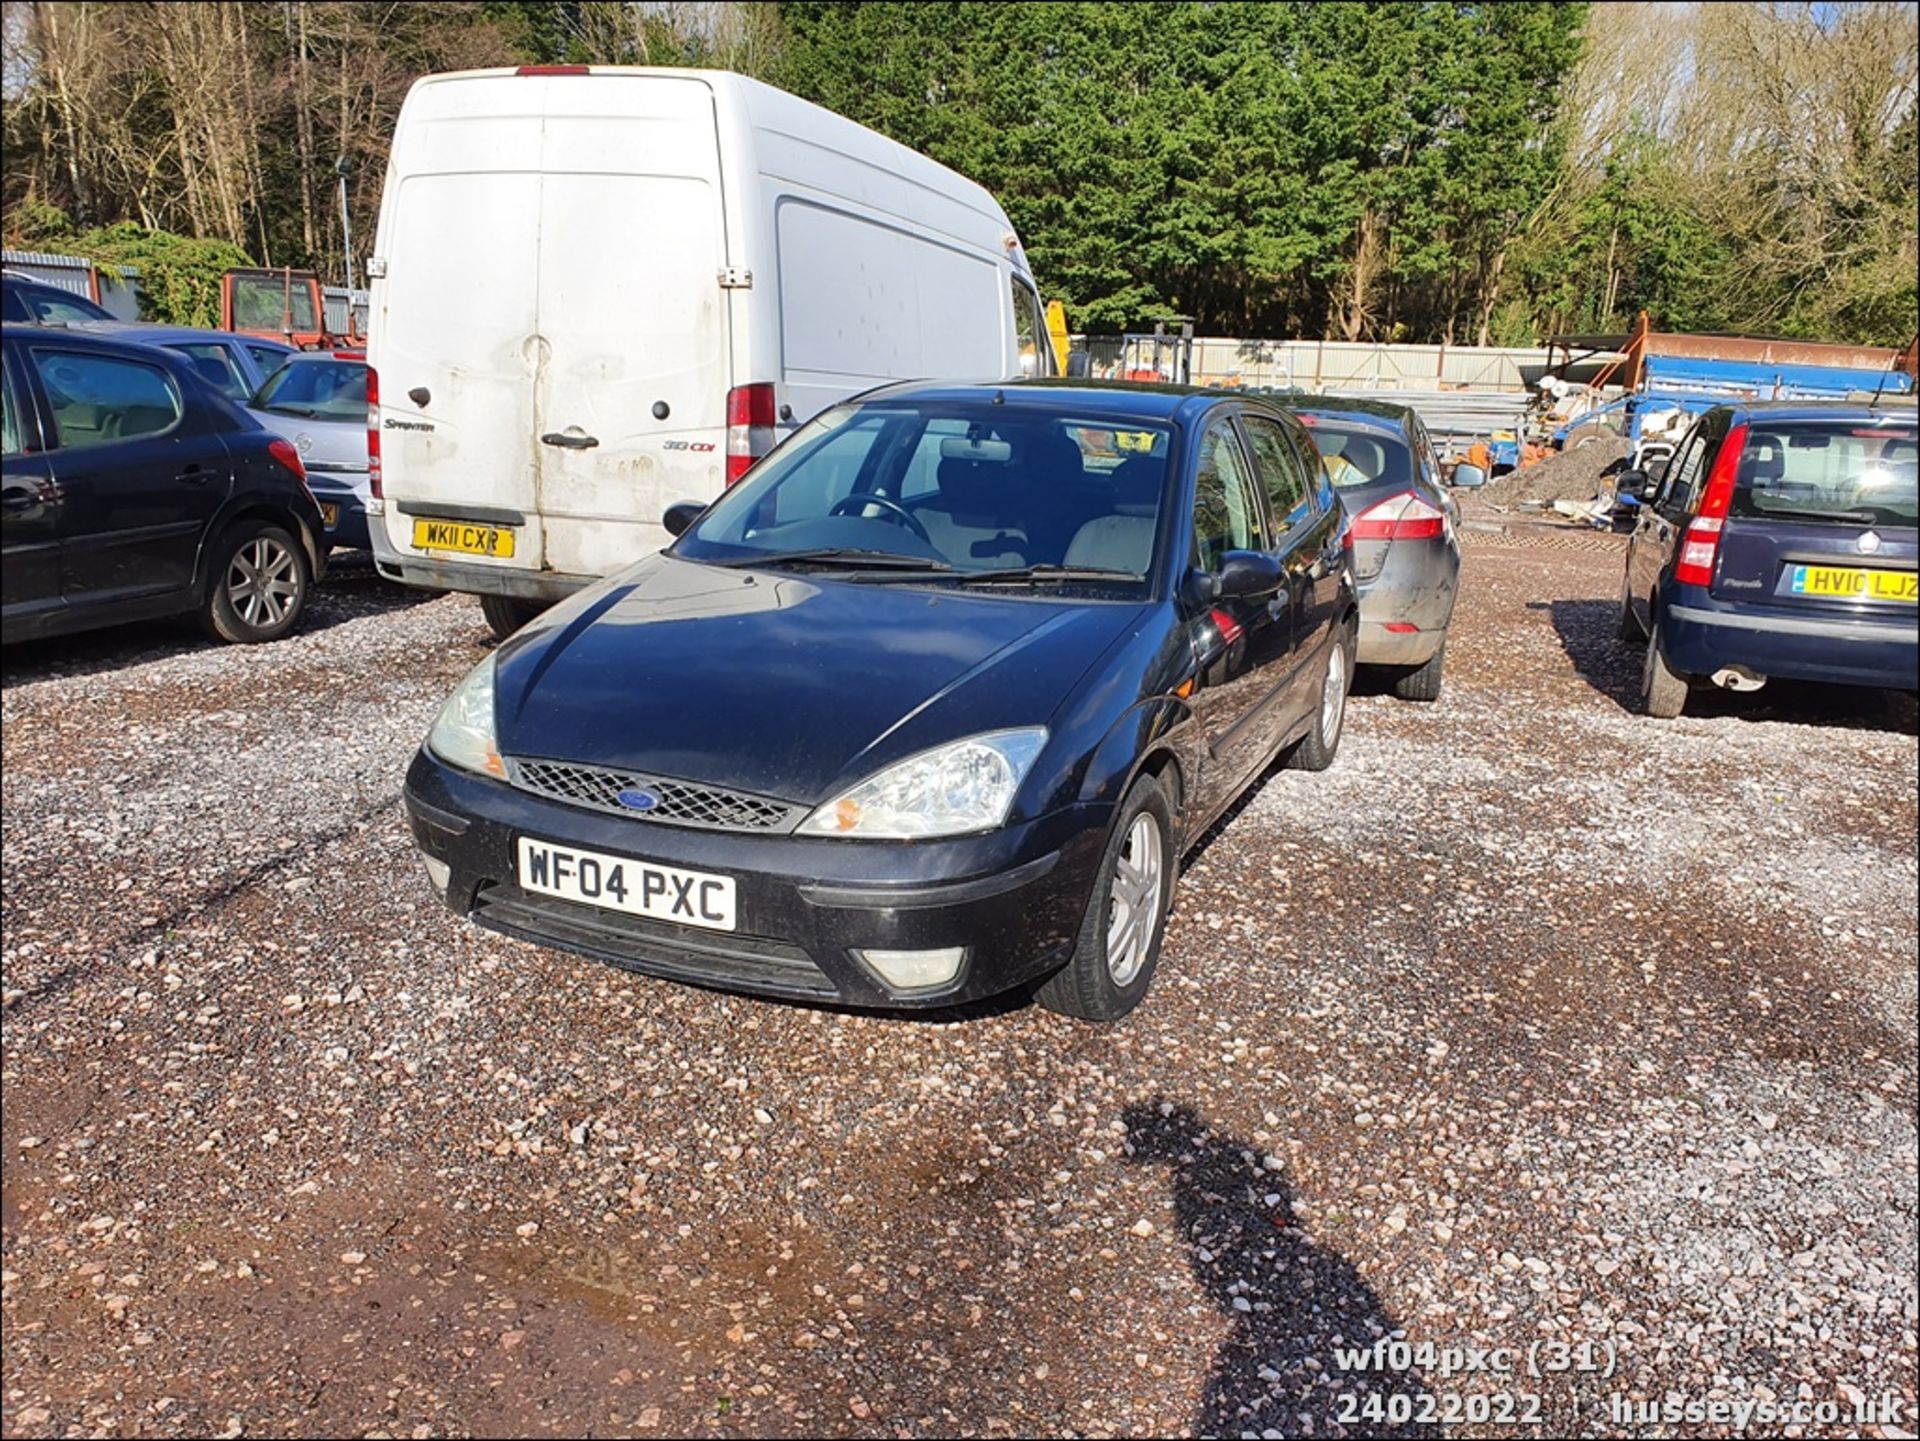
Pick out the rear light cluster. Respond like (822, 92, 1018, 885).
(266, 437, 306, 484)
(1674, 422, 1748, 588)
(1350, 492, 1447, 541)
(365, 366, 382, 500)
(726, 382, 776, 485)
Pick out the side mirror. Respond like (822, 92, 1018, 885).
(1450, 462, 1488, 489)
(1213, 550, 1284, 599)
(1618, 468, 1657, 501)
(662, 500, 705, 538)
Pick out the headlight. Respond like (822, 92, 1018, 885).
(426, 653, 504, 777)
(799, 729, 1047, 839)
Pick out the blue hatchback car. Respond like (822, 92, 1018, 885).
(1618, 401, 1918, 716)
(405, 381, 1357, 1020)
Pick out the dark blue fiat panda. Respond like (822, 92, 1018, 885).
(1619, 401, 1917, 716)
(405, 381, 1356, 1021)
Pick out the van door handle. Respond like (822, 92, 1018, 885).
(541, 429, 599, 450)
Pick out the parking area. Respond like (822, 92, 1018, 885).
(3, 533, 1915, 1437)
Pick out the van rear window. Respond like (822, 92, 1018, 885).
(1732, 420, 1917, 528)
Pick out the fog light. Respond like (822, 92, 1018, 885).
(857, 946, 966, 991)
(420, 854, 451, 894)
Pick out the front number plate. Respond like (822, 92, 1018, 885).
(1788, 565, 1917, 602)
(516, 837, 736, 932)
(412, 517, 516, 558)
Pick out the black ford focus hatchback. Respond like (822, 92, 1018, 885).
(405, 381, 1356, 1020)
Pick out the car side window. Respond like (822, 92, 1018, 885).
(247, 345, 290, 377)
(168, 343, 249, 400)
(1011, 278, 1050, 378)
(1659, 430, 1706, 513)
(1411, 419, 1441, 490)
(1192, 420, 1268, 569)
(1, 287, 28, 323)
(28, 349, 183, 452)
(1240, 414, 1314, 536)
(2, 355, 24, 456)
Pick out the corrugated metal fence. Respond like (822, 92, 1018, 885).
(1077, 335, 1551, 393)
(2, 249, 143, 321)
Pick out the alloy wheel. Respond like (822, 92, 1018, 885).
(1321, 639, 1349, 748)
(227, 537, 300, 630)
(1106, 812, 1164, 986)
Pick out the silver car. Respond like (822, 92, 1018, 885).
(1277, 397, 1475, 701)
(248, 354, 371, 551)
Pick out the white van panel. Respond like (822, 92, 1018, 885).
(536, 171, 728, 574)
(370, 66, 1034, 603)
(776, 200, 1003, 422)
(380, 170, 547, 570)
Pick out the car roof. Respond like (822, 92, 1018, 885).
(84, 322, 290, 348)
(3, 322, 226, 393)
(855, 377, 1264, 426)
(1258, 390, 1416, 427)
(275, 350, 362, 364)
(1717, 398, 1918, 425)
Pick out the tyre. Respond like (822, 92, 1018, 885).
(1283, 620, 1355, 771)
(1641, 615, 1689, 719)
(1036, 775, 1175, 1022)
(1391, 640, 1446, 702)
(481, 594, 547, 641)
(201, 520, 310, 644)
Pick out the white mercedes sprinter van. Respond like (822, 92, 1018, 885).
(365, 65, 1055, 636)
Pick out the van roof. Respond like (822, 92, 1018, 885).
(402, 67, 1017, 252)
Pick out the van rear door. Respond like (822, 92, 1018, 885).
(532, 74, 730, 577)
(376, 71, 727, 583)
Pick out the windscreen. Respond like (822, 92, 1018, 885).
(680, 404, 1173, 578)
(254, 360, 367, 421)
(232, 276, 319, 332)
(1731, 420, 1918, 527)
(1306, 422, 1414, 490)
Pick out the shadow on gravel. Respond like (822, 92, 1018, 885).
(1124, 1100, 1434, 1439)
(0, 554, 442, 689)
(1542, 599, 1919, 734)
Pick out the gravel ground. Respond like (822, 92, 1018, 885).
(4, 542, 1916, 1439)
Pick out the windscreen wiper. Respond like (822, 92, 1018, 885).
(707, 548, 955, 571)
(1756, 506, 1882, 524)
(953, 564, 1143, 585)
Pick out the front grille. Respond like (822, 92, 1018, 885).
(471, 883, 836, 999)
(506, 757, 803, 833)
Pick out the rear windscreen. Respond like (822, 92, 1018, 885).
(1307, 423, 1413, 490)
(1732, 420, 1918, 527)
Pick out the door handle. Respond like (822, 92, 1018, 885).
(175, 466, 211, 484)
(540, 429, 600, 450)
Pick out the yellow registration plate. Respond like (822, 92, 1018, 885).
(412, 518, 516, 559)
(1789, 565, 1916, 603)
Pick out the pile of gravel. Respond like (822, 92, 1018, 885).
(1483, 434, 1630, 505)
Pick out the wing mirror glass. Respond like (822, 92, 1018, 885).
(662, 500, 704, 537)
(1450, 462, 1488, 489)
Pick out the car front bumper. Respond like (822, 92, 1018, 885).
(403, 749, 1111, 1009)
